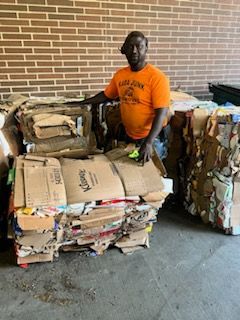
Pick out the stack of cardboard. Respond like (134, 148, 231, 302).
(12, 147, 169, 264)
(16, 97, 92, 158)
(181, 106, 240, 234)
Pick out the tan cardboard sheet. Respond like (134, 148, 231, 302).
(17, 232, 53, 249)
(17, 252, 54, 265)
(17, 213, 55, 231)
(61, 155, 125, 203)
(111, 156, 163, 196)
(14, 155, 66, 208)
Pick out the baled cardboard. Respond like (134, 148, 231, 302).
(61, 155, 125, 203)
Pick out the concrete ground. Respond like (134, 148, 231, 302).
(1, 208, 240, 320)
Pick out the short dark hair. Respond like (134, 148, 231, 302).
(120, 31, 148, 54)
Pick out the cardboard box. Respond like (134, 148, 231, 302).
(14, 155, 66, 208)
(61, 155, 125, 203)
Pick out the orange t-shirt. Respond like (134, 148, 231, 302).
(104, 63, 170, 139)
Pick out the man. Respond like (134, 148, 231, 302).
(80, 31, 170, 164)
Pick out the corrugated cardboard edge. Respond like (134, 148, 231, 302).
(17, 252, 54, 265)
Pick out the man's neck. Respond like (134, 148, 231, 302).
(130, 61, 147, 72)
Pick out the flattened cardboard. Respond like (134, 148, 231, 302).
(230, 205, 240, 227)
(17, 232, 53, 249)
(14, 155, 66, 207)
(115, 230, 149, 248)
(34, 148, 89, 159)
(233, 178, 240, 205)
(17, 252, 54, 265)
(17, 213, 54, 231)
(24, 165, 66, 207)
(143, 191, 168, 202)
(110, 154, 163, 196)
(61, 155, 125, 203)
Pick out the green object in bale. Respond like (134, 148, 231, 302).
(128, 149, 139, 160)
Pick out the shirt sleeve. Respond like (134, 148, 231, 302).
(104, 75, 119, 99)
(151, 73, 170, 109)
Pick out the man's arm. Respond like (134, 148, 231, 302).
(138, 107, 168, 164)
(80, 91, 110, 105)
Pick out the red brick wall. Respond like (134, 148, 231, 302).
(0, 0, 240, 100)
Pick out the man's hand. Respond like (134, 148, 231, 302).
(137, 140, 153, 165)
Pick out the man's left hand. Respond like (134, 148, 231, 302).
(137, 141, 152, 165)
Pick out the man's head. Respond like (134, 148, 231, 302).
(120, 31, 148, 71)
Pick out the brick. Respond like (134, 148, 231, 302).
(40, 86, 64, 91)
(18, 0, 45, 4)
(76, 15, 101, 22)
(2, 19, 29, 26)
(47, 0, 73, 5)
(0, 68, 25, 74)
(85, 9, 109, 15)
(0, 26, 19, 32)
(51, 28, 76, 34)
(60, 21, 85, 28)
(3, 34, 31, 40)
(52, 41, 78, 47)
(27, 68, 53, 73)
(63, 61, 86, 66)
(29, 5, 56, 12)
(19, 13, 46, 19)
(101, 2, 125, 9)
(0, 41, 22, 46)
(24, 41, 51, 47)
(61, 35, 86, 41)
(31, 20, 58, 27)
(0, 4, 26, 11)
(0, 55, 24, 60)
(12, 86, 38, 92)
(1, 81, 27, 86)
(75, 1, 99, 7)
(8, 61, 35, 67)
(49, 14, 74, 20)
(33, 34, 60, 40)
(10, 74, 37, 80)
(56, 79, 80, 84)
(37, 61, 62, 67)
(58, 7, 83, 13)
(65, 73, 88, 79)
(0, 12, 16, 18)
(54, 67, 78, 73)
(22, 27, 49, 33)
(38, 74, 64, 79)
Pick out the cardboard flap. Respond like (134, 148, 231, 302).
(61, 155, 125, 203)
(111, 156, 163, 196)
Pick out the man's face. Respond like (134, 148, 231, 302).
(124, 36, 148, 69)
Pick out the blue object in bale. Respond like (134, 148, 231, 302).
(209, 83, 240, 106)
